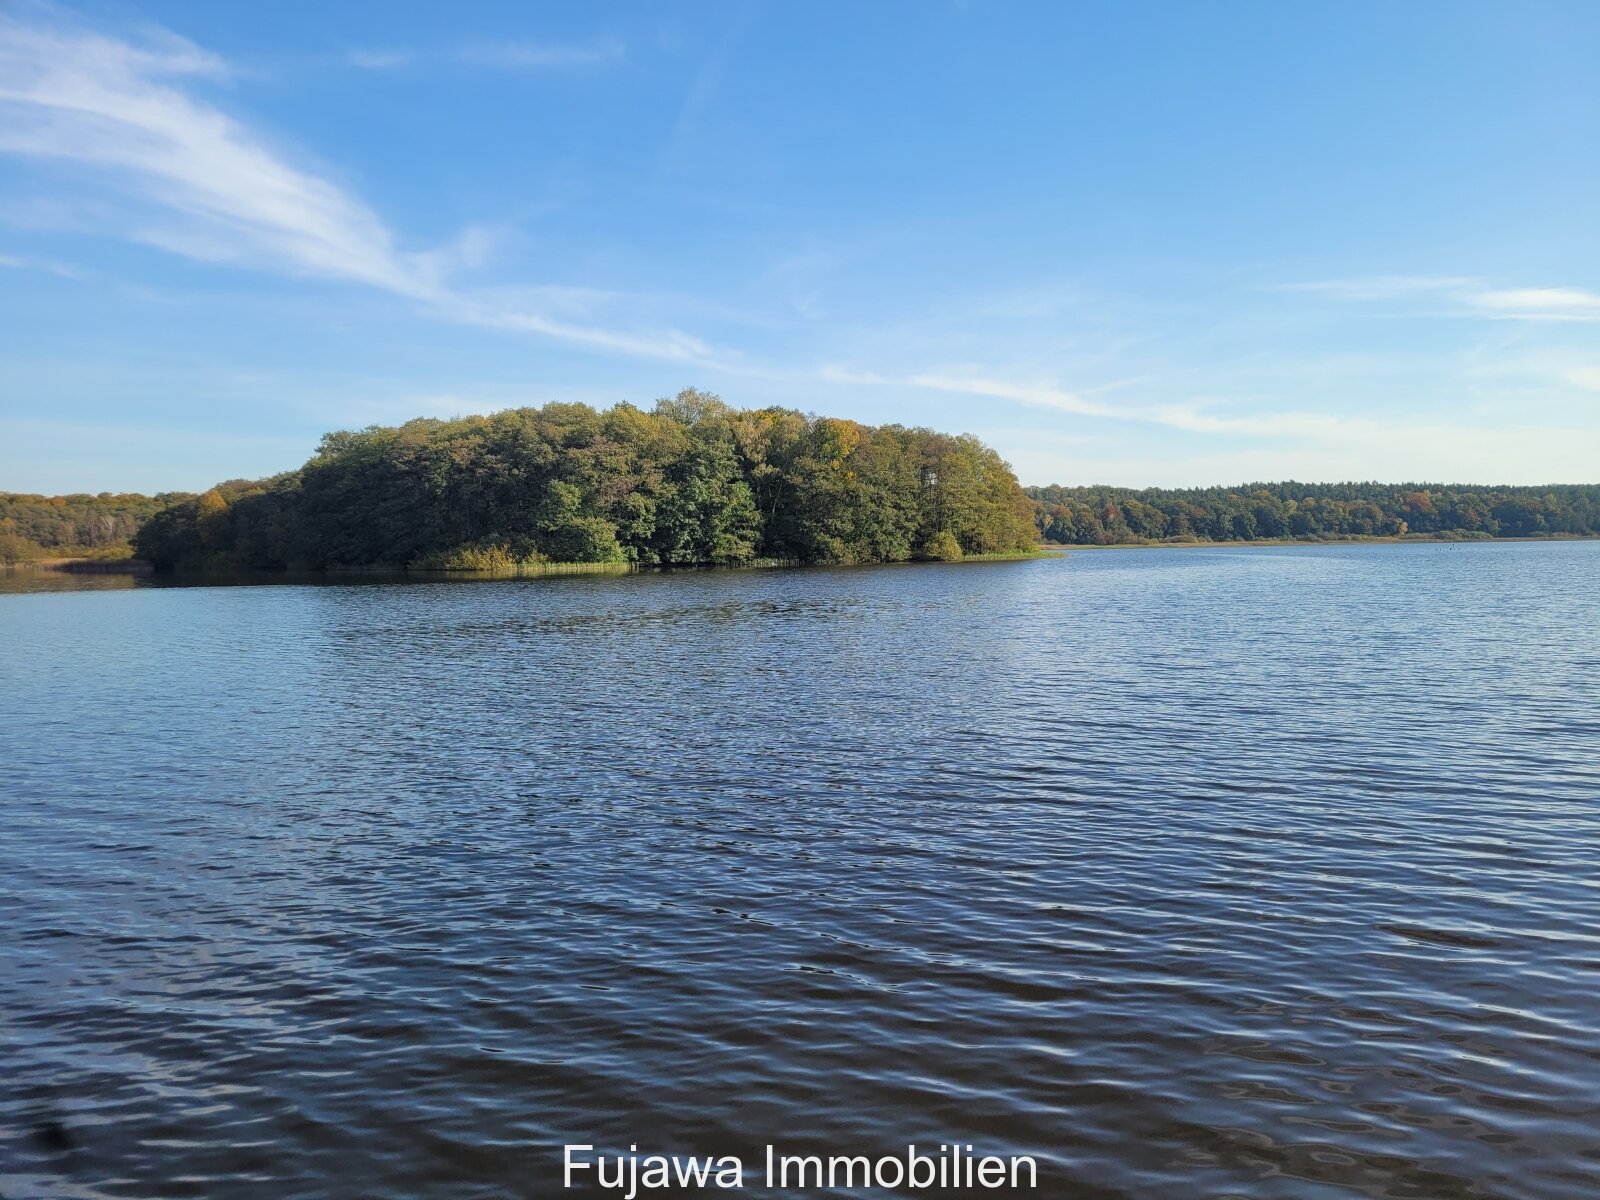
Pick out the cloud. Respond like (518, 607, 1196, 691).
(1468, 287, 1600, 321)
(437, 295, 720, 363)
(822, 367, 1122, 419)
(0, 10, 423, 293)
(1145, 405, 1388, 441)
(1286, 275, 1600, 322)
(0, 8, 714, 364)
(342, 40, 624, 72)
(344, 48, 412, 70)
(825, 367, 1403, 443)
(0, 250, 84, 278)
(833, 360, 1600, 482)
(1281, 275, 1478, 301)
(455, 40, 625, 69)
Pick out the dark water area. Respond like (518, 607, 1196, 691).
(2, 542, 1598, 1199)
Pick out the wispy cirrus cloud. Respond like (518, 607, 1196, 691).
(821, 367, 1123, 419)
(343, 48, 412, 70)
(341, 39, 625, 72)
(1470, 286, 1600, 319)
(822, 364, 1389, 441)
(823, 366, 1357, 446)
(1563, 366, 1600, 392)
(455, 39, 625, 69)
(1282, 275, 1477, 301)
(0, 10, 427, 294)
(0, 250, 85, 278)
(0, 8, 710, 364)
(1285, 274, 1600, 322)
(834, 368, 1381, 442)
(826, 357, 1599, 475)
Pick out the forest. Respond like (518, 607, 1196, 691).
(130, 392, 1039, 571)
(0, 491, 183, 564)
(1028, 482, 1600, 545)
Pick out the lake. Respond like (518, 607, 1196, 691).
(2, 541, 1598, 1198)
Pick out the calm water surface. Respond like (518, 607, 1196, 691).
(2, 542, 1598, 1199)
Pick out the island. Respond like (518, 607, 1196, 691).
(133, 391, 1039, 572)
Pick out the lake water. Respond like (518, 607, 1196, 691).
(2, 541, 1598, 1199)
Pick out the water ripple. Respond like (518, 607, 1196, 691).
(1, 542, 1598, 1198)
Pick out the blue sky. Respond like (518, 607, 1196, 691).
(2, 0, 1598, 493)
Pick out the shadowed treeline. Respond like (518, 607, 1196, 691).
(131, 391, 1038, 572)
(1028, 482, 1600, 545)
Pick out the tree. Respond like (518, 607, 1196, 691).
(0, 517, 45, 564)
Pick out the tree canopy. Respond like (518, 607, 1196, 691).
(0, 491, 185, 563)
(133, 392, 1039, 571)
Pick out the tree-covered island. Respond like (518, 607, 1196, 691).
(130, 391, 1038, 571)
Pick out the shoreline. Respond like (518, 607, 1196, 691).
(1044, 534, 1600, 551)
(4, 549, 1051, 581)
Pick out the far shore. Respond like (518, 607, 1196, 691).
(1045, 533, 1600, 551)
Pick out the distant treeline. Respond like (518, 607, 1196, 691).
(0, 491, 186, 563)
(133, 392, 1038, 571)
(1027, 482, 1600, 544)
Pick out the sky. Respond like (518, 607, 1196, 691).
(2, 0, 1598, 494)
